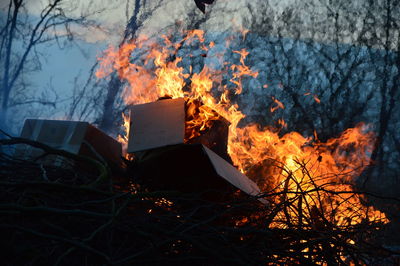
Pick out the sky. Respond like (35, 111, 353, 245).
(8, 0, 131, 126)
(24, 0, 130, 39)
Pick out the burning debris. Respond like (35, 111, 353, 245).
(0, 29, 397, 265)
(127, 96, 260, 202)
(96, 29, 388, 228)
(127, 97, 229, 159)
(128, 97, 230, 159)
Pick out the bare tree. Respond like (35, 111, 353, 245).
(0, 0, 100, 132)
(97, 0, 168, 133)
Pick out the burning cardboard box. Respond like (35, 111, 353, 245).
(128, 98, 186, 153)
(18, 119, 122, 170)
(128, 97, 230, 161)
(128, 98, 262, 200)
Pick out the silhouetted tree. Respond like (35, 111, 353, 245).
(0, 0, 99, 132)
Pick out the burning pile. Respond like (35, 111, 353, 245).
(1, 30, 397, 266)
(96, 29, 388, 230)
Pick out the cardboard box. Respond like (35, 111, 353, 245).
(18, 119, 122, 169)
(128, 98, 230, 161)
(128, 98, 185, 153)
(132, 143, 263, 201)
(128, 98, 263, 201)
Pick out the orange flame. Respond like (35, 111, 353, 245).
(96, 30, 388, 227)
(270, 96, 285, 113)
(278, 118, 287, 129)
(117, 112, 130, 155)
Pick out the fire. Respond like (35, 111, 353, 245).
(270, 96, 285, 113)
(96, 30, 388, 228)
(117, 112, 130, 153)
(278, 118, 287, 129)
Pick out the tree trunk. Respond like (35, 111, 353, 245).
(0, 0, 20, 131)
(98, 74, 122, 133)
(97, 0, 142, 133)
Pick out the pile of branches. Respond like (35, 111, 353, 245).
(0, 137, 399, 265)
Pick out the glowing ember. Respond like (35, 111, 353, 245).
(96, 30, 388, 227)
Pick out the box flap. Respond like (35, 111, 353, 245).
(84, 124, 122, 168)
(20, 119, 88, 154)
(202, 145, 261, 197)
(128, 98, 185, 153)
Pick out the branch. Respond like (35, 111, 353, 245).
(0, 137, 109, 187)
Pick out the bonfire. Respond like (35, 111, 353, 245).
(96, 29, 387, 228)
(0, 29, 397, 265)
